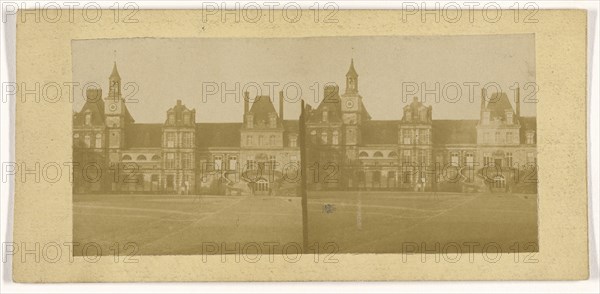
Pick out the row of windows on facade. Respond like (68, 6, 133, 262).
(121, 153, 300, 171)
(74, 133, 102, 148)
(165, 132, 194, 148)
(357, 150, 536, 167)
(309, 130, 340, 145)
(245, 135, 296, 147)
(401, 129, 431, 145)
(481, 131, 535, 145)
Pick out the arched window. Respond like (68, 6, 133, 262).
(322, 110, 328, 122)
(359, 151, 369, 158)
(373, 151, 384, 158)
(151, 155, 161, 161)
(85, 112, 92, 125)
(388, 151, 398, 158)
(258, 135, 264, 146)
(321, 131, 328, 144)
(122, 155, 132, 161)
(137, 155, 147, 161)
(310, 130, 317, 144)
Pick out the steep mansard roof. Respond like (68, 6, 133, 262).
(248, 95, 280, 126)
(73, 98, 106, 127)
(485, 92, 515, 121)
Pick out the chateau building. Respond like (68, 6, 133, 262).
(73, 60, 537, 194)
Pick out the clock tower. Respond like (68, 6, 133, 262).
(104, 62, 131, 160)
(340, 59, 368, 161)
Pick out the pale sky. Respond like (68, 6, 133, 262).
(72, 35, 536, 123)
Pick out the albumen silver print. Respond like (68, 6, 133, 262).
(71, 35, 538, 256)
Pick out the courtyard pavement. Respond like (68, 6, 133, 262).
(73, 191, 537, 255)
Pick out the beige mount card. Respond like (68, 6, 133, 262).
(12, 9, 588, 281)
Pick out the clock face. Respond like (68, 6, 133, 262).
(109, 103, 118, 112)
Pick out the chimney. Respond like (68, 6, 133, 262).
(243, 91, 249, 115)
(480, 88, 486, 119)
(177, 99, 182, 106)
(515, 87, 521, 119)
(279, 90, 284, 120)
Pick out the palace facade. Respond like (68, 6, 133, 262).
(73, 60, 537, 195)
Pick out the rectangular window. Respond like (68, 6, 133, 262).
(526, 133, 534, 144)
(290, 136, 297, 147)
(402, 150, 411, 164)
(403, 130, 412, 145)
(84, 135, 91, 148)
(419, 150, 427, 165)
(450, 152, 459, 167)
(495, 132, 501, 144)
(527, 152, 536, 164)
(268, 155, 276, 169)
(214, 156, 222, 170)
(466, 153, 474, 167)
(229, 156, 237, 170)
(505, 152, 513, 167)
(166, 133, 176, 148)
(182, 153, 192, 169)
(506, 112, 513, 124)
(246, 135, 252, 146)
(321, 132, 328, 144)
(506, 132, 512, 144)
(182, 133, 193, 148)
(483, 152, 492, 166)
(95, 134, 102, 148)
(166, 153, 175, 169)
(246, 155, 255, 170)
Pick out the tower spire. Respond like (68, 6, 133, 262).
(345, 59, 358, 94)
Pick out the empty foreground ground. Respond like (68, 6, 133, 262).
(73, 192, 537, 255)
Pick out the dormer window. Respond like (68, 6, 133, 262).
(184, 113, 190, 125)
(506, 111, 513, 124)
(405, 110, 412, 122)
(168, 114, 175, 125)
(85, 113, 91, 125)
(322, 110, 328, 122)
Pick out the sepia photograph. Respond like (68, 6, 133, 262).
(71, 35, 538, 255)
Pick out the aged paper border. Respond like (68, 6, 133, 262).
(14, 9, 588, 281)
